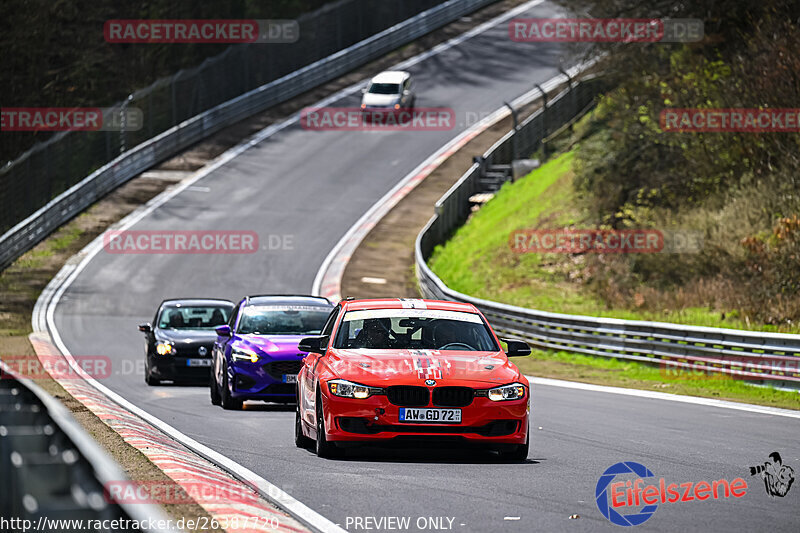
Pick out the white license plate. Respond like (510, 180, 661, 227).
(187, 359, 212, 367)
(282, 374, 298, 384)
(399, 408, 461, 423)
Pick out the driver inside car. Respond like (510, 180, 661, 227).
(433, 321, 459, 348)
(354, 318, 391, 348)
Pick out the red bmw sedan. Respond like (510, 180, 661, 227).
(295, 298, 531, 460)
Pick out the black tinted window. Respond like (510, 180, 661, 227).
(158, 305, 231, 330)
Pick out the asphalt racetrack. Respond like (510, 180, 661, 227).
(49, 0, 800, 531)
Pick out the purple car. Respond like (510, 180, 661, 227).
(210, 295, 333, 410)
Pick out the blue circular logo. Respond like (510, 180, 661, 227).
(596, 462, 658, 526)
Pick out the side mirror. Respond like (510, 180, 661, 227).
(215, 325, 232, 337)
(298, 336, 327, 354)
(138, 323, 151, 333)
(501, 338, 531, 357)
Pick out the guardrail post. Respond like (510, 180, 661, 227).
(171, 72, 178, 127)
(147, 91, 154, 139)
(504, 101, 520, 181)
(534, 84, 548, 159)
(559, 66, 574, 133)
(119, 94, 132, 155)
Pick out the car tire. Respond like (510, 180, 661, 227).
(295, 406, 312, 449)
(144, 359, 160, 386)
(499, 431, 529, 462)
(315, 394, 340, 458)
(210, 368, 221, 405)
(220, 361, 243, 411)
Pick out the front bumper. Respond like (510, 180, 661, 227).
(361, 107, 410, 122)
(322, 392, 529, 444)
(149, 354, 211, 382)
(228, 358, 302, 401)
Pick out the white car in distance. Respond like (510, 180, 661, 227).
(360, 71, 416, 113)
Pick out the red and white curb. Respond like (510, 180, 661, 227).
(29, 332, 308, 533)
(311, 63, 592, 301)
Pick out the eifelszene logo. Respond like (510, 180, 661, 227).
(595, 461, 748, 526)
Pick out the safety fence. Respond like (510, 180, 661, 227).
(0, 360, 171, 531)
(0, 0, 498, 271)
(415, 76, 800, 386)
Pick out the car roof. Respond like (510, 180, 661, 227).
(243, 295, 333, 307)
(370, 70, 410, 84)
(160, 298, 234, 308)
(340, 298, 477, 313)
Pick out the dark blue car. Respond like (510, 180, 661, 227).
(210, 295, 333, 410)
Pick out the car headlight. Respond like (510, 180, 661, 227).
(486, 382, 526, 401)
(328, 379, 382, 399)
(155, 341, 174, 355)
(231, 347, 259, 363)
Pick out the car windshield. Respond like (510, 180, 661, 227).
(333, 309, 499, 351)
(367, 82, 401, 95)
(158, 305, 231, 330)
(237, 305, 330, 335)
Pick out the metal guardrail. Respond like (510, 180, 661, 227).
(0, 0, 498, 272)
(415, 78, 800, 386)
(0, 361, 173, 531)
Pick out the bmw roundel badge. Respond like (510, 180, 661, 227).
(425, 379, 436, 386)
(198, 346, 207, 356)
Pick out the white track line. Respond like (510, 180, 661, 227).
(34, 1, 553, 531)
(528, 376, 800, 419)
